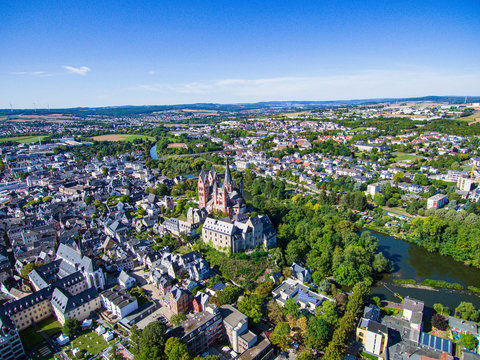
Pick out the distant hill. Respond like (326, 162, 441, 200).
(1, 96, 479, 117)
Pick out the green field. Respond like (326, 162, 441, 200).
(392, 152, 420, 161)
(0, 135, 46, 143)
(351, 127, 368, 132)
(457, 110, 480, 122)
(92, 134, 154, 142)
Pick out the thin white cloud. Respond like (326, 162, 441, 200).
(148, 71, 156, 75)
(135, 84, 164, 92)
(63, 65, 91, 76)
(158, 70, 480, 101)
(9, 71, 53, 77)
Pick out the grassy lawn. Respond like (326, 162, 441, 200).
(20, 317, 63, 351)
(360, 351, 378, 360)
(383, 206, 414, 218)
(67, 331, 111, 356)
(38, 317, 62, 338)
(20, 326, 45, 351)
(380, 306, 401, 317)
(0, 135, 46, 143)
(174, 245, 192, 254)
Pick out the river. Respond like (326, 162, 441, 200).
(368, 230, 480, 309)
(367, 230, 480, 310)
(150, 144, 158, 159)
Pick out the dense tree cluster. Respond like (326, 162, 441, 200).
(407, 212, 480, 268)
(323, 282, 369, 360)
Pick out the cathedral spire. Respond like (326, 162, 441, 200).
(224, 158, 232, 185)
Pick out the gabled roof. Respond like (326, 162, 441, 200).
(56, 243, 82, 266)
(118, 270, 133, 284)
(51, 287, 99, 314)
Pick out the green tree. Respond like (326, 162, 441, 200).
(237, 294, 263, 325)
(254, 280, 274, 299)
(171, 313, 187, 326)
(432, 314, 448, 331)
(371, 296, 381, 307)
(372, 253, 392, 273)
(393, 171, 404, 185)
(312, 271, 323, 286)
(156, 183, 170, 196)
(460, 332, 477, 350)
(297, 351, 314, 360)
(270, 322, 291, 351)
(130, 325, 141, 356)
(21, 263, 39, 280)
(316, 300, 338, 326)
(165, 337, 191, 360)
(193, 356, 219, 360)
(433, 303, 449, 316)
(414, 174, 430, 186)
(63, 318, 81, 338)
(464, 213, 480, 227)
(455, 302, 479, 322)
(374, 193, 385, 206)
(267, 300, 285, 325)
(176, 198, 186, 214)
(216, 286, 240, 305)
(284, 298, 300, 318)
(306, 316, 332, 349)
(138, 322, 167, 360)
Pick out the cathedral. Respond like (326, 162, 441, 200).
(198, 159, 246, 217)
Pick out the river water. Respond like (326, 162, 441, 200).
(368, 230, 480, 309)
(150, 144, 158, 159)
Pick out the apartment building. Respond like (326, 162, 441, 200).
(172, 307, 224, 355)
(0, 314, 25, 360)
(427, 194, 448, 209)
(101, 286, 138, 320)
(169, 286, 192, 315)
(220, 305, 257, 353)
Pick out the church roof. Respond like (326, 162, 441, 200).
(199, 169, 206, 182)
(56, 243, 82, 266)
(209, 167, 217, 178)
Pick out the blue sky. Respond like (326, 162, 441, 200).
(1, 0, 479, 108)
